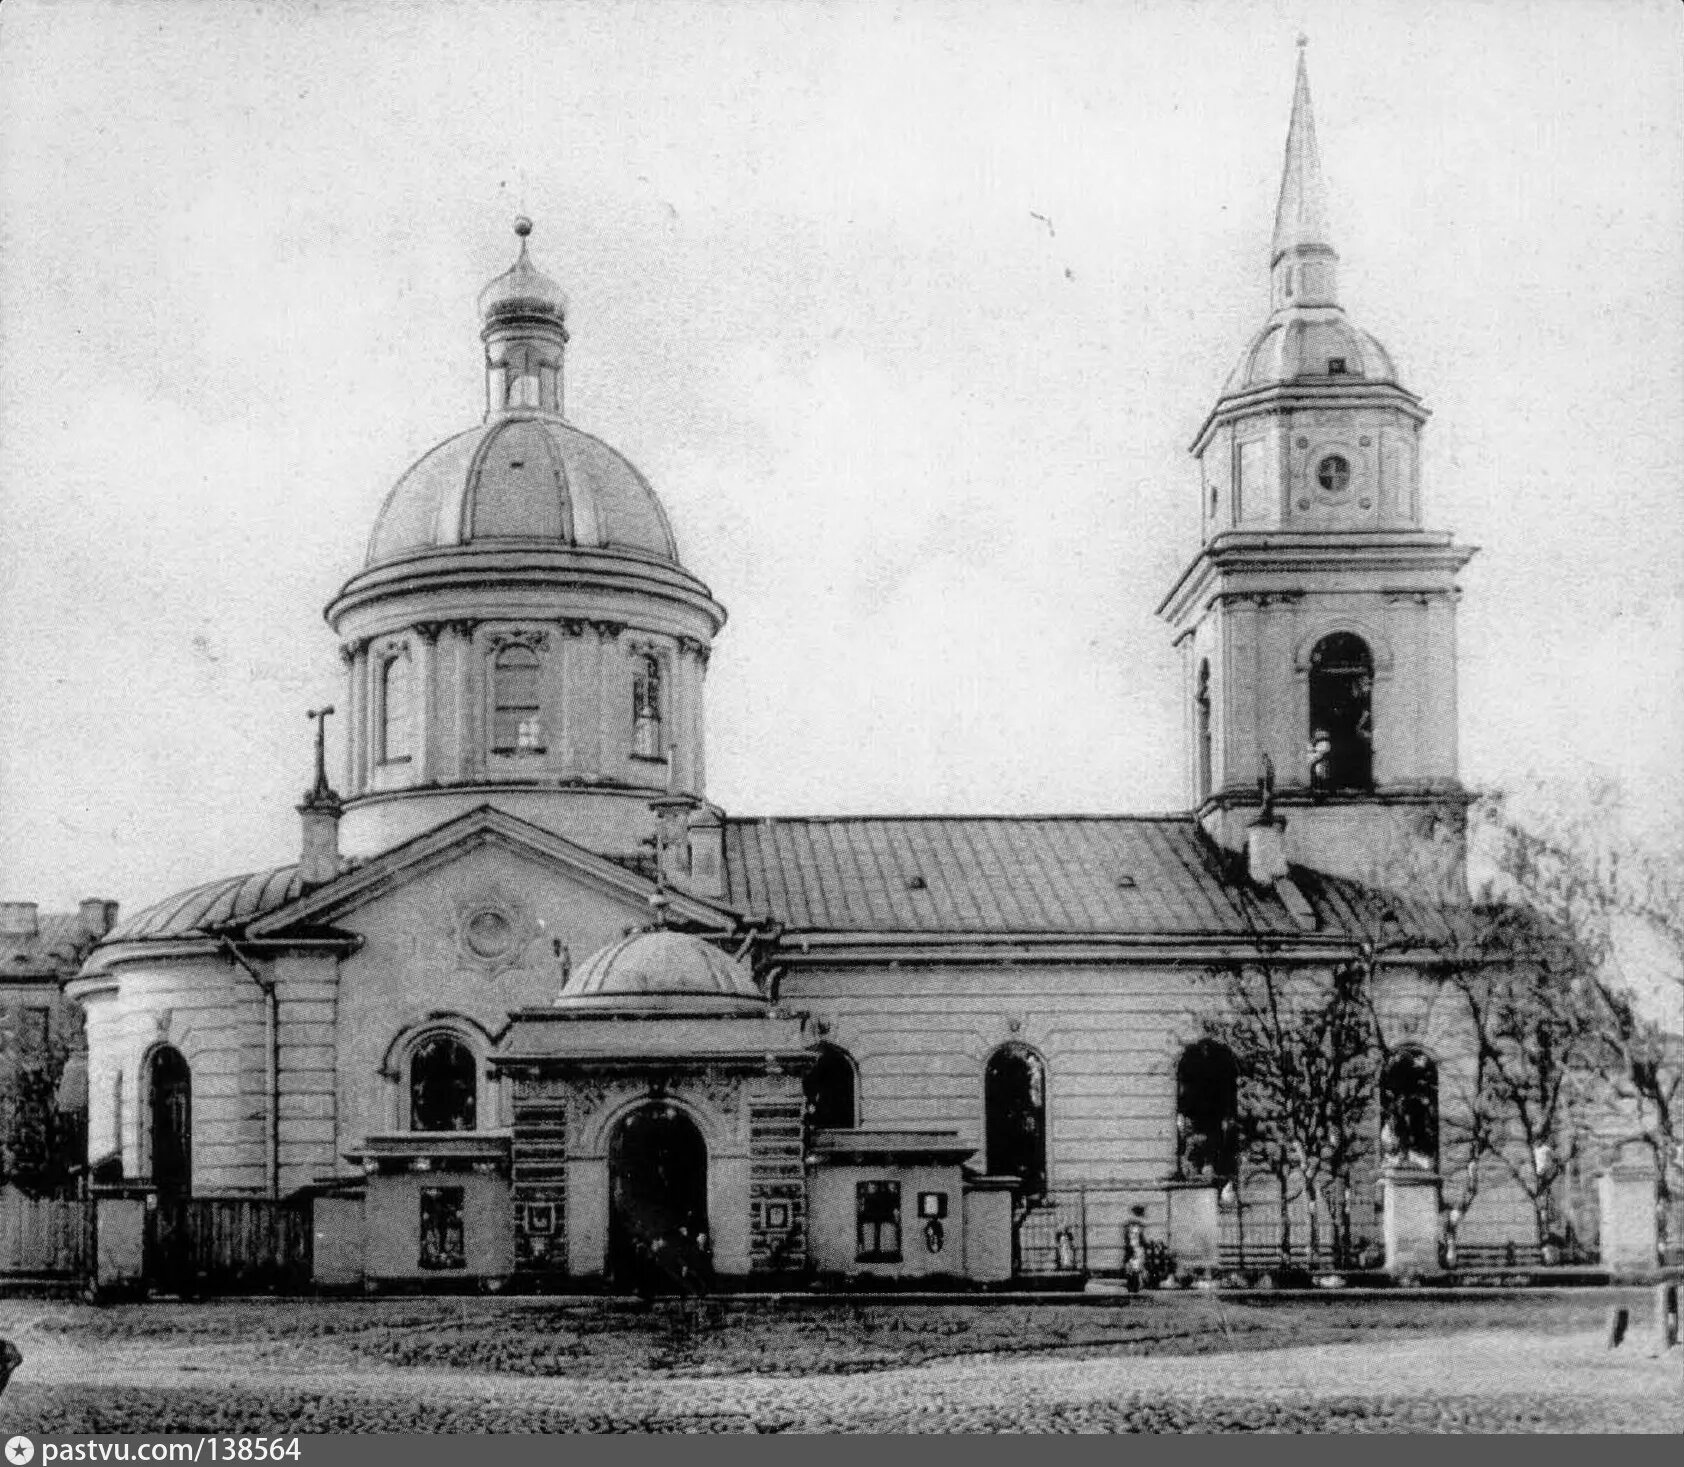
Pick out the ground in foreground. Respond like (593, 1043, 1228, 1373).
(2, 1292, 1679, 1433)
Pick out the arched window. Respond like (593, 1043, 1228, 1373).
(409, 1034, 477, 1132)
(1176, 1040, 1239, 1180)
(379, 653, 412, 764)
(1380, 1049, 1439, 1169)
(1194, 660, 1213, 803)
(632, 653, 663, 759)
(492, 645, 545, 755)
(1308, 633, 1374, 791)
(805, 1043, 858, 1131)
(984, 1043, 1047, 1197)
(149, 1046, 192, 1193)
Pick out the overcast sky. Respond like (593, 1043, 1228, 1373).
(2, 0, 1680, 914)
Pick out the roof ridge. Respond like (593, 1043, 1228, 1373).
(725, 811, 1197, 825)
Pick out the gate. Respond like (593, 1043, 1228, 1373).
(1014, 1185, 1166, 1277)
(145, 1196, 312, 1294)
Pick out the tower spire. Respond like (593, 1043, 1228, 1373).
(1270, 41, 1338, 312)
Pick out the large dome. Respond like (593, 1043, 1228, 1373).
(555, 930, 765, 1012)
(365, 413, 679, 568)
(1222, 307, 1398, 396)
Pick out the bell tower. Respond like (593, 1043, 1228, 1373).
(1158, 45, 1477, 897)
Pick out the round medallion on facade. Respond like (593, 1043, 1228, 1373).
(453, 892, 537, 974)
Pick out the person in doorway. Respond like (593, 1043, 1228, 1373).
(1123, 1206, 1150, 1294)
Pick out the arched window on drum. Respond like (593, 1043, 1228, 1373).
(984, 1043, 1047, 1198)
(492, 644, 545, 756)
(378, 650, 412, 765)
(1308, 633, 1374, 792)
(631, 653, 664, 760)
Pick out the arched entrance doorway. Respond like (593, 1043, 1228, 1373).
(608, 1100, 709, 1293)
(149, 1046, 192, 1194)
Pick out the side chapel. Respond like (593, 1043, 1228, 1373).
(71, 54, 1538, 1289)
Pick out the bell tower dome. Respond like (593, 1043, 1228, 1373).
(1158, 47, 1477, 896)
(326, 222, 727, 863)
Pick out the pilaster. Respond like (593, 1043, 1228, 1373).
(450, 620, 480, 781)
(594, 621, 624, 781)
(414, 622, 444, 784)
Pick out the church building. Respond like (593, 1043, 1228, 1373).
(71, 56, 1524, 1290)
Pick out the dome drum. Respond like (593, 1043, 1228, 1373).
(323, 223, 725, 863)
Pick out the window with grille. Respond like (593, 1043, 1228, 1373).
(856, 1180, 902, 1262)
(419, 1186, 466, 1270)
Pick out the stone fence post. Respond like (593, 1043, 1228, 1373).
(1598, 1164, 1658, 1276)
(1163, 1180, 1222, 1274)
(1381, 1169, 1442, 1275)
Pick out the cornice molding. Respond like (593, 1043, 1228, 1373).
(486, 628, 551, 654)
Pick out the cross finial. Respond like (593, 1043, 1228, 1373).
(305, 705, 336, 803)
(1297, 31, 1309, 50)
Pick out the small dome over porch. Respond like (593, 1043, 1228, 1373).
(556, 930, 765, 1013)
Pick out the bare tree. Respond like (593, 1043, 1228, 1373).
(1478, 784, 1683, 1241)
(1438, 918, 1598, 1253)
(0, 1018, 76, 1196)
(1203, 957, 1381, 1268)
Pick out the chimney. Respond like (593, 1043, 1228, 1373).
(1246, 816, 1289, 886)
(298, 796, 344, 887)
(0, 902, 39, 937)
(78, 899, 119, 938)
(686, 805, 726, 899)
(648, 794, 692, 890)
(298, 705, 344, 887)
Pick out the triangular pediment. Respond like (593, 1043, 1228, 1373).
(245, 804, 741, 939)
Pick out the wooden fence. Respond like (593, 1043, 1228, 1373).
(146, 1196, 313, 1294)
(0, 1188, 88, 1279)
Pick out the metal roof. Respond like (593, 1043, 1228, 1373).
(99, 812, 1472, 951)
(723, 813, 1458, 943)
(1, 913, 102, 980)
(104, 866, 303, 944)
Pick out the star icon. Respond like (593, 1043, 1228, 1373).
(6, 1437, 35, 1465)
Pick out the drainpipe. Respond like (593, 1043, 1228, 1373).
(220, 935, 280, 1200)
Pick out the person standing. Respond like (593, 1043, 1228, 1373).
(1123, 1206, 1149, 1293)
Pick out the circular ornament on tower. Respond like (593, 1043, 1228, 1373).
(1316, 454, 1351, 496)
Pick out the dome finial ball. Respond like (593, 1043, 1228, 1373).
(514, 215, 533, 239)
